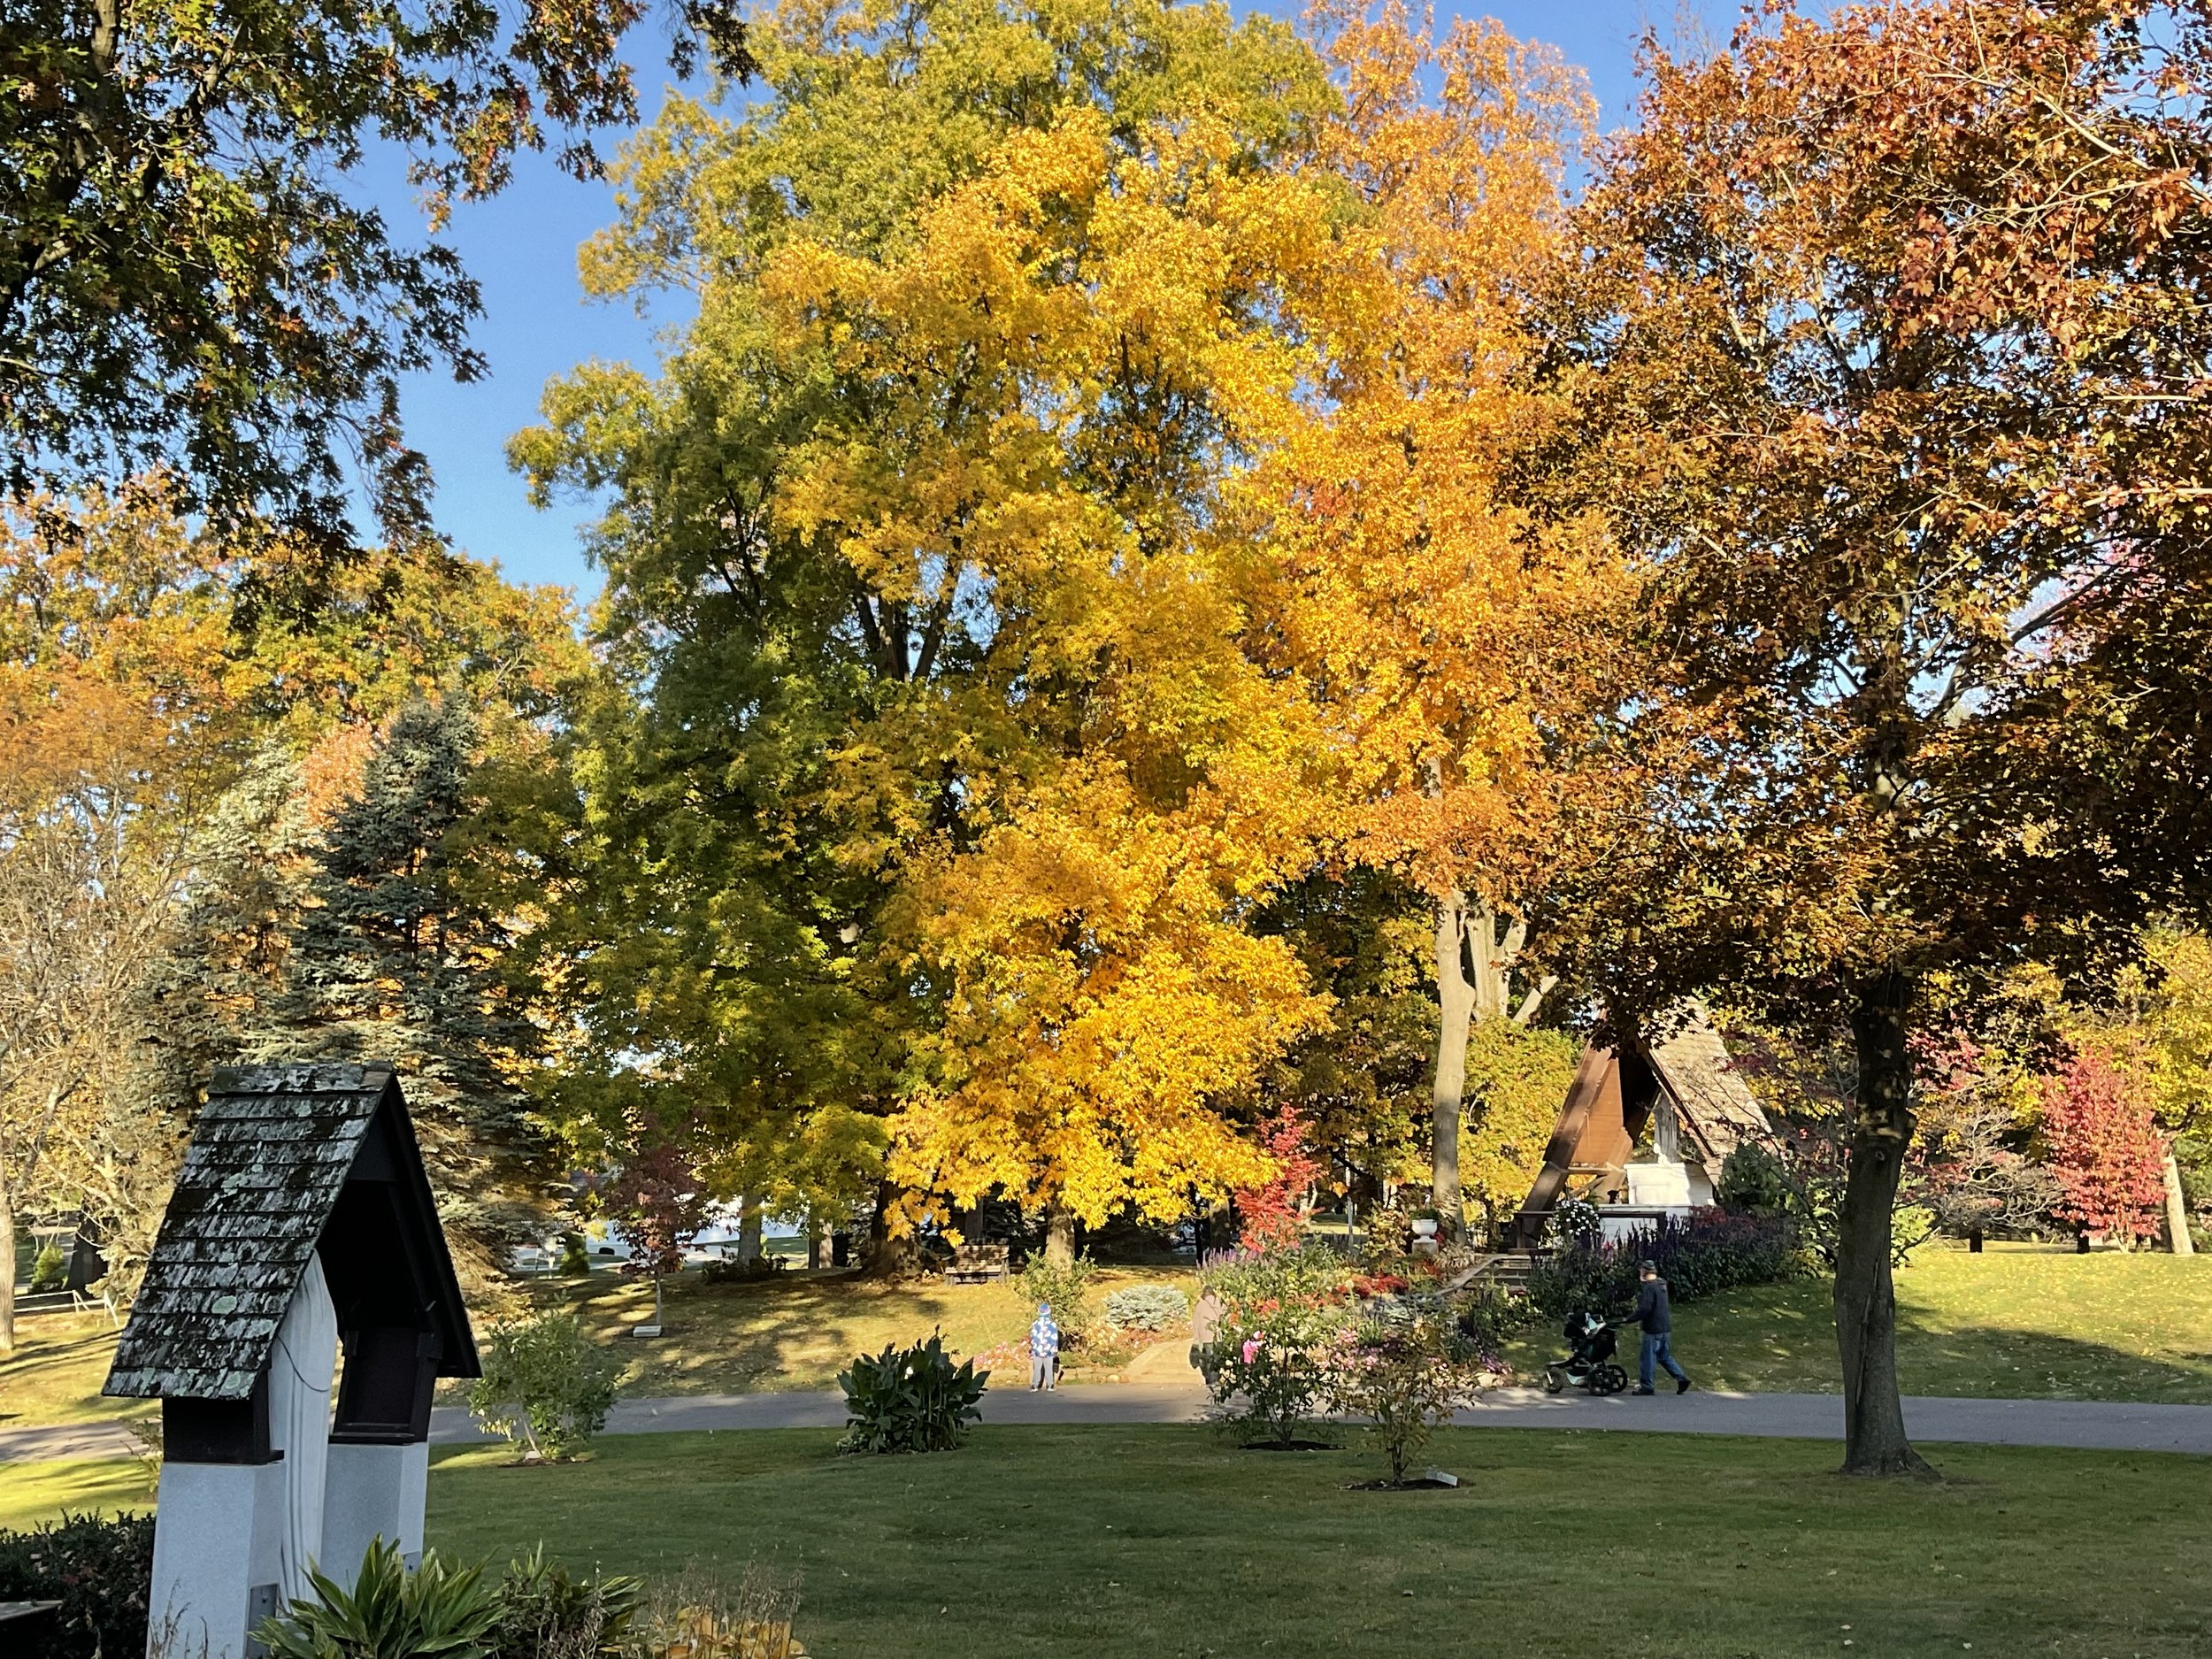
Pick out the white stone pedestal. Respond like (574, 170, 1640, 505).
(145, 1461, 286, 1659)
(319, 1440, 430, 1583)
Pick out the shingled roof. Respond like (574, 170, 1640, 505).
(1645, 1010, 1774, 1169)
(105, 1063, 474, 1401)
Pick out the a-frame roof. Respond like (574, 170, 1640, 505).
(1644, 1011, 1772, 1168)
(105, 1063, 477, 1401)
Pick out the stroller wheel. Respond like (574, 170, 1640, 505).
(1543, 1366, 1567, 1395)
(1594, 1363, 1629, 1395)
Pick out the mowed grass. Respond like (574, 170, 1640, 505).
(499, 1264, 1196, 1400)
(0, 1455, 154, 1532)
(1617, 1246, 2212, 1402)
(419, 1425, 2209, 1659)
(0, 1308, 150, 1430)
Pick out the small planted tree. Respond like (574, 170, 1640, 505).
(468, 1311, 620, 1463)
(609, 1141, 710, 1333)
(1233, 1107, 1324, 1255)
(1328, 1310, 1492, 1486)
(2045, 1047, 2168, 1248)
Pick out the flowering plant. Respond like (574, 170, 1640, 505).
(1196, 1244, 1351, 1445)
(1325, 1310, 1493, 1484)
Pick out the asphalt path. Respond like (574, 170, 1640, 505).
(15, 1380, 2210, 1463)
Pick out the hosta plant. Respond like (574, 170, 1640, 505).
(837, 1333, 988, 1454)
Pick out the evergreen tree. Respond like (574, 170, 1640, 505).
(263, 701, 548, 1277)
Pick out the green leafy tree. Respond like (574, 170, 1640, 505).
(513, 0, 1333, 1266)
(0, 0, 753, 558)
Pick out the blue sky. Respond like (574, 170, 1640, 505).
(391, 1, 1731, 603)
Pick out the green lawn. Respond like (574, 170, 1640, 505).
(11, 1426, 2210, 1654)
(420, 1426, 2204, 1657)
(1586, 1246, 2212, 1402)
(0, 1308, 150, 1431)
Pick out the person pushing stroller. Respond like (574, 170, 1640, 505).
(1624, 1259, 1692, 1395)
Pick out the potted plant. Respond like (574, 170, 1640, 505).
(1409, 1206, 1441, 1240)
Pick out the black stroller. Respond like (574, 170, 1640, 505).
(1542, 1310, 1630, 1395)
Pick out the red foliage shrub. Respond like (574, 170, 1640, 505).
(2043, 1046, 2166, 1244)
(1234, 1106, 1323, 1254)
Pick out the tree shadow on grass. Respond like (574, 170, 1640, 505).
(551, 1268, 1021, 1397)
(1678, 1276, 2212, 1403)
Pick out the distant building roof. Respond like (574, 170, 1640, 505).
(1645, 1010, 1772, 1169)
(106, 1063, 478, 1402)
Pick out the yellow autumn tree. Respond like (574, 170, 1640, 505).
(750, 109, 1348, 1248)
(1258, 2, 1624, 1235)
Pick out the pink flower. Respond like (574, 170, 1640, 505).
(1241, 1339, 1261, 1364)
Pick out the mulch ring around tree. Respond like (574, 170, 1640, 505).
(1237, 1439, 1340, 1452)
(1345, 1477, 1458, 1491)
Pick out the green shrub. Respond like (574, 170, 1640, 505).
(1016, 1253, 1098, 1338)
(1362, 1207, 1413, 1259)
(555, 1232, 592, 1277)
(1717, 1143, 1798, 1217)
(1893, 1203, 1938, 1265)
(468, 1310, 620, 1462)
(490, 1545, 641, 1659)
(255, 1539, 499, 1659)
(1326, 1310, 1489, 1484)
(837, 1333, 988, 1454)
(0, 1510, 153, 1659)
(28, 1240, 68, 1293)
(1102, 1285, 1188, 1332)
(1525, 1210, 1793, 1320)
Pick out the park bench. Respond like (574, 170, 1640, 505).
(945, 1243, 1010, 1284)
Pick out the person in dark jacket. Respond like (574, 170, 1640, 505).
(1626, 1260, 1691, 1394)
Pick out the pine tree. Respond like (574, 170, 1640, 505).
(262, 701, 548, 1279)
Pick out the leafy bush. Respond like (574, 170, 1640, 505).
(490, 1546, 641, 1659)
(1717, 1143, 1798, 1216)
(837, 1333, 988, 1454)
(1892, 1203, 1938, 1265)
(0, 1510, 153, 1659)
(28, 1240, 68, 1293)
(1015, 1253, 1098, 1338)
(702, 1254, 787, 1286)
(1525, 1210, 1793, 1320)
(555, 1232, 592, 1277)
(469, 1310, 621, 1462)
(1362, 1207, 1413, 1259)
(1102, 1285, 1188, 1332)
(1326, 1310, 1491, 1484)
(256, 1539, 499, 1659)
(1452, 1284, 1529, 1356)
(1195, 1246, 1352, 1445)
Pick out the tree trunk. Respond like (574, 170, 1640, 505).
(2162, 1153, 2195, 1257)
(738, 1190, 764, 1264)
(1430, 895, 1472, 1237)
(1044, 1202, 1075, 1268)
(806, 1220, 824, 1271)
(0, 1162, 14, 1354)
(865, 1179, 923, 1278)
(1835, 973, 1936, 1478)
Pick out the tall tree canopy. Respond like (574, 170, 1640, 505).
(515, 0, 1335, 1254)
(1257, 0, 1615, 1235)
(1555, 0, 2212, 1474)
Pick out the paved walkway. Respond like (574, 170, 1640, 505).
(12, 1382, 2211, 1463)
